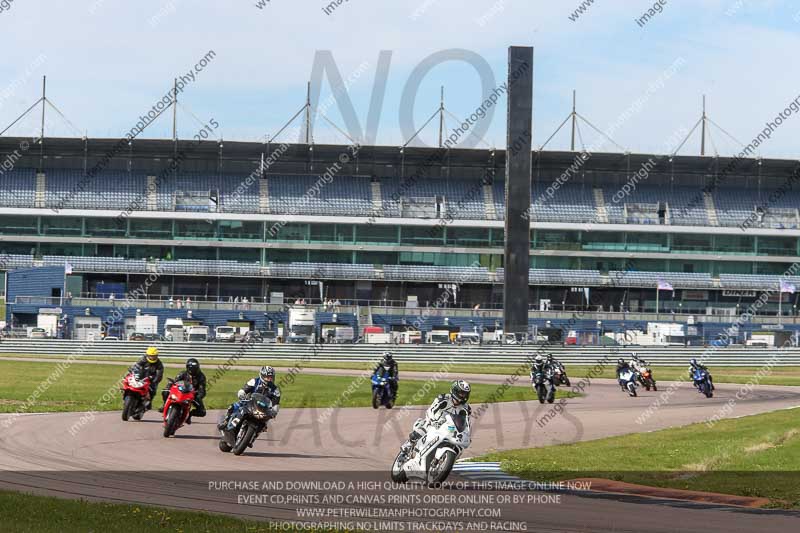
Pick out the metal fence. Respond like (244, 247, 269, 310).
(0, 340, 798, 366)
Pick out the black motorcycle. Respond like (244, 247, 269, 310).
(531, 367, 556, 404)
(218, 393, 274, 456)
(551, 361, 571, 387)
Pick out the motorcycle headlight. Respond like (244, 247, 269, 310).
(170, 394, 178, 401)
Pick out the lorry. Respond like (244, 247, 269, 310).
(164, 318, 185, 342)
(186, 325, 210, 343)
(288, 308, 316, 344)
(426, 329, 452, 344)
(135, 315, 158, 336)
(214, 325, 236, 342)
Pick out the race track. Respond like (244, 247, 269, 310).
(1, 374, 799, 532)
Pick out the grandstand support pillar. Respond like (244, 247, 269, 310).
(503, 46, 533, 335)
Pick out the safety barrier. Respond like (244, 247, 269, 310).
(0, 340, 798, 366)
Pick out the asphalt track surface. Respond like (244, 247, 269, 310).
(1, 368, 799, 532)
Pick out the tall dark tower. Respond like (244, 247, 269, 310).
(503, 46, 533, 334)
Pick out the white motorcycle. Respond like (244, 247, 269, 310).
(391, 410, 471, 485)
(618, 369, 639, 397)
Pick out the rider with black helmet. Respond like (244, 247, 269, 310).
(401, 380, 471, 455)
(373, 352, 399, 399)
(160, 358, 207, 423)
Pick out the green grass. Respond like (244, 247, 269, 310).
(0, 360, 574, 413)
(477, 408, 800, 508)
(2, 353, 799, 386)
(0, 490, 343, 532)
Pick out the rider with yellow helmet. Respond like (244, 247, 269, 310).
(132, 346, 164, 410)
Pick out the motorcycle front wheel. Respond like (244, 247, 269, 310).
(535, 384, 546, 404)
(372, 389, 380, 409)
(121, 395, 134, 421)
(628, 384, 638, 397)
(218, 439, 233, 453)
(427, 449, 456, 486)
(163, 406, 180, 438)
(390, 450, 409, 483)
(232, 424, 257, 456)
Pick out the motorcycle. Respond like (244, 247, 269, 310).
(120, 370, 152, 421)
(371, 375, 396, 409)
(162, 379, 196, 438)
(551, 361, 571, 387)
(391, 410, 471, 486)
(638, 365, 657, 391)
(692, 368, 714, 398)
(531, 366, 556, 404)
(618, 369, 639, 397)
(219, 393, 274, 456)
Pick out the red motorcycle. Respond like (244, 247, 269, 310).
(120, 371, 152, 421)
(162, 379, 196, 437)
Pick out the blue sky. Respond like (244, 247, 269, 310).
(1, 0, 799, 158)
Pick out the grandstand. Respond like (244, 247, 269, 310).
(2, 136, 800, 338)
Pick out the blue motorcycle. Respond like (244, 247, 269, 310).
(692, 368, 714, 398)
(371, 375, 396, 409)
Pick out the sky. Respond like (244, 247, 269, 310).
(1, 0, 800, 158)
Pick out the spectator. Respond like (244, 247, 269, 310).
(185, 297, 192, 309)
(108, 293, 115, 304)
(333, 299, 341, 312)
(242, 296, 249, 310)
(176, 298, 183, 309)
(168, 297, 174, 309)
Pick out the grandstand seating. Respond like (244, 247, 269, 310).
(5, 168, 800, 229)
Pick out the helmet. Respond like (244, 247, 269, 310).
(631, 353, 639, 361)
(618, 358, 625, 365)
(534, 355, 543, 365)
(546, 353, 554, 362)
(260, 366, 275, 381)
(690, 358, 698, 366)
(451, 380, 471, 405)
(382, 352, 394, 365)
(145, 346, 159, 363)
(186, 358, 200, 375)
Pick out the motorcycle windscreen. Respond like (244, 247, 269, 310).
(451, 411, 468, 433)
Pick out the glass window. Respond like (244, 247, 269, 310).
(84, 217, 127, 238)
(175, 220, 216, 239)
(356, 225, 396, 244)
(130, 219, 172, 239)
(446, 227, 491, 247)
(41, 216, 82, 236)
(218, 220, 262, 241)
(0, 215, 37, 235)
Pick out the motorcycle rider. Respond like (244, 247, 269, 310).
(373, 352, 399, 399)
(400, 380, 471, 456)
(132, 346, 164, 410)
(160, 358, 206, 424)
(615, 357, 632, 391)
(218, 366, 281, 429)
(688, 358, 714, 390)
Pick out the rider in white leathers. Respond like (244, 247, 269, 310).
(401, 380, 471, 455)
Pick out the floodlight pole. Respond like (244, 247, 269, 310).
(700, 95, 706, 156)
(438, 86, 444, 148)
(39, 76, 46, 169)
(570, 89, 576, 152)
(172, 78, 178, 158)
(305, 81, 311, 144)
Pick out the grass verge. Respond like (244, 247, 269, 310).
(0, 490, 339, 532)
(2, 353, 799, 386)
(477, 408, 800, 508)
(0, 360, 575, 413)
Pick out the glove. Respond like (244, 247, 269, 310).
(237, 389, 246, 401)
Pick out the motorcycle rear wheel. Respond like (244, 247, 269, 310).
(427, 449, 456, 485)
(390, 450, 408, 483)
(232, 424, 257, 455)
